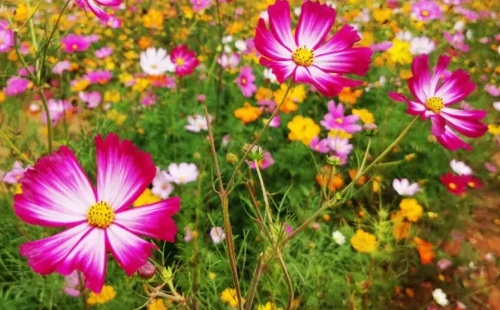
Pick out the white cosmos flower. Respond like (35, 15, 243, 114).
(432, 288, 449, 306)
(410, 37, 436, 55)
(450, 159, 472, 175)
(151, 170, 174, 199)
(185, 114, 212, 132)
(210, 227, 225, 244)
(140, 48, 175, 76)
(165, 163, 199, 185)
(332, 231, 346, 245)
(393, 178, 420, 196)
(263, 68, 277, 84)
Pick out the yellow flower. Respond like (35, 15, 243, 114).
(350, 229, 377, 253)
(209, 272, 217, 280)
(87, 285, 116, 305)
(257, 302, 283, 310)
(399, 198, 423, 223)
(124, 51, 139, 60)
(328, 129, 352, 139)
(139, 36, 152, 50)
(71, 79, 90, 92)
(255, 87, 273, 101)
(104, 57, 116, 70)
(133, 188, 161, 207)
(106, 110, 127, 126)
(143, 9, 164, 29)
(220, 288, 244, 308)
(227, 21, 244, 35)
(0, 91, 5, 103)
(399, 69, 412, 80)
(352, 109, 375, 124)
(391, 211, 411, 240)
(119, 73, 134, 85)
(488, 124, 500, 135)
(15, 184, 22, 194)
(373, 8, 392, 23)
(287, 116, 320, 146)
(358, 32, 374, 47)
(273, 84, 306, 113)
(181, 6, 194, 19)
(104, 90, 121, 103)
(14, 3, 31, 21)
(387, 39, 412, 65)
(148, 299, 169, 310)
(234, 103, 262, 124)
(132, 78, 150, 92)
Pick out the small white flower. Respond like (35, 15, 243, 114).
(293, 7, 301, 16)
(223, 45, 232, 53)
(210, 227, 226, 244)
(450, 159, 472, 175)
(151, 171, 174, 199)
(166, 163, 199, 185)
(393, 178, 420, 196)
(185, 114, 212, 132)
(263, 68, 277, 84)
(410, 37, 436, 55)
(221, 35, 233, 44)
(140, 48, 175, 76)
(432, 288, 449, 306)
(234, 40, 247, 53)
(453, 20, 465, 32)
(485, 253, 495, 261)
(332, 231, 346, 245)
(396, 30, 413, 42)
(494, 102, 500, 112)
(466, 30, 473, 41)
(259, 11, 269, 23)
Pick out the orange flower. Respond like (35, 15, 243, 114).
(316, 166, 344, 191)
(138, 37, 152, 50)
(414, 237, 435, 265)
(234, 103, 262, 124)
(348, 169, 366, 185)
(391, 211, 411, 240)
(338, 87, 363, 105)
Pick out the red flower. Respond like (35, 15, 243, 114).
(462, 175, 484, 189)
(440, 172, 467, 195)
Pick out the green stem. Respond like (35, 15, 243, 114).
(276, 249, 294, 310)
(225, 79, 294, 192)
(78, 272, 88, 310)
(0, 129, 34, 165)
(244, 253, 264, 310)
(254, 160, 273, 224)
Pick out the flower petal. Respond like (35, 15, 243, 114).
(313, 47, 372, 75)
(388, 92, 426, 116)
(106, 224, 157, 276)
(114, 197, 180, 242)
(254, 19, 292, 61)
(295, 0, 336, 49)
(57, 227, 107, 293)
(435, 126, 472, 151)
(430, 116, 446, 136)
(95, 133, 156, 212)
(408, 54, 431, 103)
(429, 55, 451, 95)
(436, 70, 476, 105)
(20, 223, 93, 275)
(294, 66, 361, 97)
(315, 25, 361, 57)
(267, 0, 296, 50)
(15, 146, 95, 227)
(441, 114, 488, 138)
(260, 57, 296, 83)
(441, 107, 487, 120)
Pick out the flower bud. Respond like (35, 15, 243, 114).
(326, 155, 342, 166)
(226, 152, 238, 164)
(405, 153, 416, 161)
(246, 144, 264, 162)
(362, 123, 379, 136)
(137, 261, 156, 279)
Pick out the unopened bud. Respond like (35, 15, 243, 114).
(405, 153, 416, 161)
(197, 94, 206, 103)
(326, 155, 342, 166)
(362, 123, 379, 136)
(193, 152, 201, 159)
(378, 209, 389, 220)
(246, 144, 264, 161)
(160, 266, 173, 282)
(137, 261, 156, 279)
(226, 152, 238, 164)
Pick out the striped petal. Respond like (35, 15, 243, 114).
(441, 114, 488, 138)
(14, 146, 95, 227)
(435, 126, 472, 151)
(429, 55, 451, 95)
(114, 197, 180, 242)
(315, 25, 361, 57)
(106, 224, 157, 276)
(295, 0, 336, 49)
(260, 58, 296, 84)
(254, 19, 292, 61)
(294, 66, 361, 97)
(267, 0, 296, 50)
(430, 116, 446, 136)
(313, 47, 372, 75)
(408, 54, 431, 103)
(436, 70, 476, 106)
(441, 107, 487, 120)
(95, 133, 156, 212)
(57, 227, 107, 293)
(388, 92, 426, 116)
(19, 223, 93, 276)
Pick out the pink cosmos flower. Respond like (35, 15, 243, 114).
(248, 151, 275, 170)
(236, 66, 257, 97)
(444, 31, 470, 52)
(3, 161, 30, 184)
(371, 41, 393, 52)
(320, 100, 361, 133)
(310, 136, 330, 153)
(411, 1, 441, 21)
(217, 53, 240, 70)
(61, 34, 91, 53)
(15, 134, 181, 293)
(210, 227, 226, 244)
(102, 15, 123, 28)
(95, 47, 113, 58)
(4, 76, 31, 96)
(140, 91, 158, 107)
(64, 270, 81, 297)
(184, 227, 194, 242)
(41, 99, 74, 125)
(79, 91, 102, 109)
(52, 61, 71, 74)
(75, 0, 122, 23)
(328, 137, 352, 165)
(191, 0, 212, 12)
(170, 45, 199, 77)
(389, 54, 488, 151)
(485, 84, 500, 97)
(254, 0, 372, 97)
(0, 28, 14, 53)
(84, 70, 112, 85)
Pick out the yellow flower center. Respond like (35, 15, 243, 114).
(292, 46, 314, 67)
(335, 118, 343, 124)
(87, 201, 115, 228)
(151, 64, 158, 69)
(425, 97, 444, 114)
(241, 78, 247, 85)
(421, 10, 429, 17)
(468, 181, 474, 188)
(72, 44, 78, 50)
(176, 58, 184, 66)
(449, 183, 456, 190)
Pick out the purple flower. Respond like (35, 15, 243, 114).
(210, 227, 225, 244)
(60, 34, 91, 53)
(411, 1, 442, 21)
(63, 270, 81, 297)
(235, 66, 257, 97)
(248, 151, 275, 170)
(94, 46, 113, 58)
(41, 99, 73, 125)
(0, 28, 14, 53)
(437, 258, 452, 270)
(84, 70, 112, 84)
(4, 76, 31, 96)
(3, 161, 30, 184)
(257, 99, 276, 113)
(103, 15, 123, 29)
(79, 91, 102, 109)
(444, 31, 470, 52)
(320, 101, 361, 133)
(217, 53, 240, 70)
(52, 61, 71, 74)
(310, 136, 330, 153)
(140, 91, 158, 107)
(485, 162, 497, 173)
(485, 84, 500, 97)
(85, 34, 100, 43)
(328, 137, 353, 165)
(184, 227, 194, 242)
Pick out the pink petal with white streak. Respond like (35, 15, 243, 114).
(14, 146, 95, 227)
(388, 92, 426, 116)
(315, 25, 361, 57)
(57, 228, 107, 293)
(260, 58, 296, 83)
(295, 0, 336, 49)
(20, 223, 93, 275)
(435, 126, 472, 151)
(441, 114, 488, 138)
(106, 224, 157, 276)
(254, 19, 292, 60)
(441, 107, 487, 120)
(114, 197, 180, 242)
(95, 133, 156, 212)
(408, 55, 431, 103)
(429, 55, 451, 94)
(436, 70, 476, 105)
(267, 0, 296, 50)
(430, 116, 446, 136)
(313, 47, 372, 75)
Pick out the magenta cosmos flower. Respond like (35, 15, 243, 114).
(254, 0, 372, 97)
(389, 55, 488, 151)
(411, 1, 442, 21)
(14, 134, 181, 293)
(75, 0, 122, 22)
(236, 66, 257, 97)
(61, 34, 91, 53)
(320, 100, 361, 133)
(170, 45, 199, 77)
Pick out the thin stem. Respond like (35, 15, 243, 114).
(244, 253, 264, 310)
(254, 160, 273, 224)
(201, 102, 224, 193)
(0, 129, 34, 165)
(78, 272, 88, 310)
(225, 79, 293, 192)
(276, 249, 294, 310)
(283, 116, 419, 244)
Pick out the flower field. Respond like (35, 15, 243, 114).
(0, 0, 499, 309)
